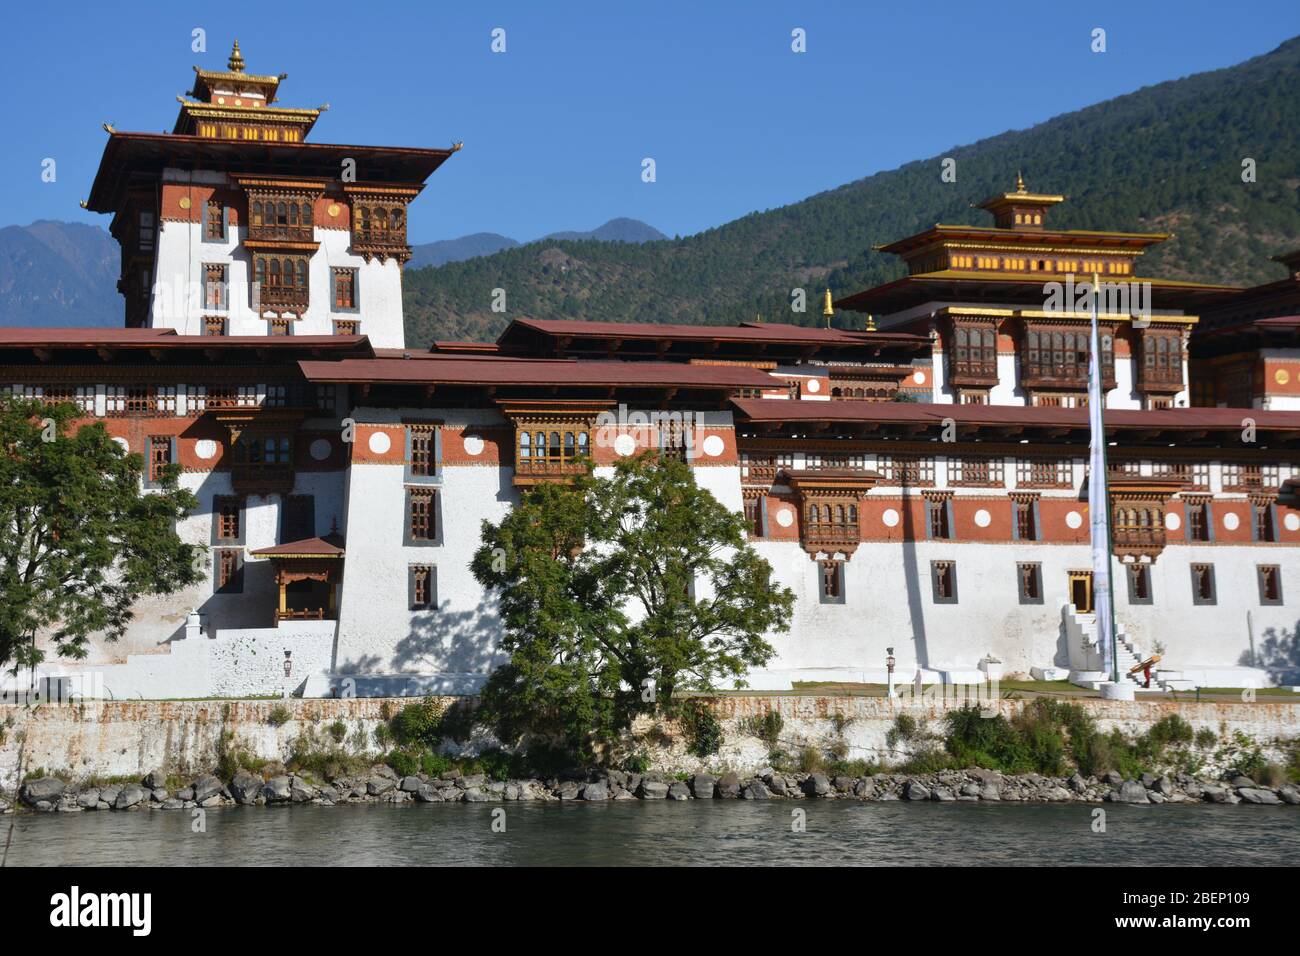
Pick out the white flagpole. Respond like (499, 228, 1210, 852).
(1087, 273, 1119, 684)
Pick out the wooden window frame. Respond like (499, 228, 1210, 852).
(931, 560, 958, 604)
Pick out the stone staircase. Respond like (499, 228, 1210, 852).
(1064, 605, 1183, 692)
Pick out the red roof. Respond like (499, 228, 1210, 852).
(499, 317, 928, 348)
(730, 398, 1300, 431)
(0, 327, 177, 345)
(251, 533, 345, 558)
(299, 355, 779, 388)
(0, 328, 374, 356)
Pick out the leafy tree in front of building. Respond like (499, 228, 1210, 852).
(0, 399, 203, 673)
(471, 453, 795, 762)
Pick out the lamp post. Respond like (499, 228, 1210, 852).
(886, 647, 896, 699)
(282, 651, 292, 699)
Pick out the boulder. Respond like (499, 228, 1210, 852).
(174, 787, 195, 801)
(463, 788, 498, 802)
(1139, 772, 1159, 789)
(903, 780, 931, 801)
(142, 770, 167, 790)
(1102, 771, 1124, 787)
(1278, 786, 1300, 806)
(960, 783, 982, 798)
(19, 777, 65, 806)
(557, 783, 583, 801)
(930, 787, 956, 802)
(715, 772, 742, 799)
(853, 779, 875, 800)
(741, 780, 772, 800)
(831, 775, 856, 793)
(1068, 773, 1088, 794)
(1154, 776, 1177, 797)
(262, 775, 293, 802)
(415, 786, 442, 803)
(1114, 780, 1150, 804)
(689, 773, 717, 799)
(76, 789, 102, 810)
(151, 788, 169, 802)
(115, 786, 147, 810)
(161, 799, 186, 810)
(456, 773, 487, 790)
(968, 768, 1003, 785)
(1229, 775, 1256, 789)
(366, 776, 396, 796)
(371, 764, 399, 780)
(802, 773, 831, 797)
(978, 784, 1001, 801)
(639, 781, 670, 799)
(581, 782, 608, 801)
(192, 775, 224, 804)
(399, 776, 423, 793)
(289, 781, 316, 803)
(230, 770, 263, 804)
(198, 794, 223, 808)
(1045, 787, 1073, 802)
(1237, 787, 1282, 805)
(503, 783, 521, 801)
(667, 782, 692, 801)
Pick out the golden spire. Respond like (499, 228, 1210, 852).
(822, 288, 834, 327)
(865, 313, 877, 332)
(1015, 170, 1026, 192)
(228, 39, 245, 73)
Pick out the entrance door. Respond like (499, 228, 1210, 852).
(1068, 571, 1094, 613)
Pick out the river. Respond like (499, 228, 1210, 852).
(6, 801, 1298, 866)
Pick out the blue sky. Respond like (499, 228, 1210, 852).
(4, 1, 1298, 243)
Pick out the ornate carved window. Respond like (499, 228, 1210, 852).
(1191, 563, 1216, 605)
(248, 195, 315, 243)
(410, 565, 435, 610)
(931, 560, 958, 603)
(1016, 458, 1071, 489)
(347, 187, 416, 262)
(215, 547, 244, 594)
(408, 488, 437, 541)
(949, 320, 998, 385)
(1017, 563, 1043, 604)
(1022, 324, 1113, 390)
(253, 254, 310, 311)
(876, 454, 934, 486)
(204, 264, 228, 310)
(204, 315, 227, 336)
(949, 456, 1004, 487)
(925, 492, 953, 539)
(332, 268, 358, 311)
(1185, 497, 1211, 542)
(333, 319, 360, 336)
(1257, 565, 1282, 605)
(819, 559, 845, 603)
(1138, 328, 1184, 392)
(216, 496, 242, 542)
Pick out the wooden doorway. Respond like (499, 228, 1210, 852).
(1068, 571, 1094, 613)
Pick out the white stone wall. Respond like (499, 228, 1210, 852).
(149, 169, 407, 347)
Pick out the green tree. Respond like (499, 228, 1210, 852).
(0, 399, 203, 672)
(471, 453, 794, 759)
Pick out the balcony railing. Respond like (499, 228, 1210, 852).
(274, 608, 332, 624)
(803, 522, 860, 549)
(248, 224, 315, 243)
(514, 457, 589, 483)
(1112, 527, 1167, 552)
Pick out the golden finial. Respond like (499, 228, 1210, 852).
(755, 312, 763, 324)
(822, 288, 834, 327)
(865, 313, 877, 332)
(102, 122, 115, 134)
(78, 199, 88, 209)
(228, 40, 246, 73)
(1015, 170, 1026, 192)
(451, 140, 464, 152)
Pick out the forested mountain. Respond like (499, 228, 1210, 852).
(0, 221, 119, 327)
(403, 37, 1300, 346)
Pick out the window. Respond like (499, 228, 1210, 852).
(1253, 503, 1276, 542)
(252, 254, 310, 309)
(280, 495, 315, 543)
(743, 496, 762, 536)
(949, 456, 1004, 486)
(819, 560, 845, 604)
(215, 547, 243, 594)
(1016, 458, 1072, 488)
(314, 385, 337, 414)
(410, 565, 436, 611)
(215, 496, 242, 543)
(332, 268, 358, 311)
(1190, 563, 1216, 605)
(138, 211, 155, 252)
(204, 264, 228, 310)
(265, 385, 288, 408)
(203, 199, 227, 242)
(203, 315, 227, 336)
(268, 318, 292, 336)
(333, 319, 359, 336)
(1127, 564, 1153, 605)
(1013, 499, 1038, 541)
(147, 436, 174, 485)
(931, 561, 958, 603)
(406, 425, 438, 478)
(1017, 563, 1043, 604)
(1186, 500, 1211, 542)
(878, 454, 935, 486)
(407, 487, 437, 543)
(926, 496, 952, 539)
(1257, 565, 1282, 605)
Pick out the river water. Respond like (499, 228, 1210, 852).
(6, 801, 1298, 866)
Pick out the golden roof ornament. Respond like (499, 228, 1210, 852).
(1015, 170, 1026, 192)
(822, 288, 834, 327)
(865, 313, 877, 332)
(228, 40, 245, 73)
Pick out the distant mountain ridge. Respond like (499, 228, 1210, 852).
(0, 221, 119, 327)
(408, 218, 666, 269)
(402, 36, 1300, 346)
(0, 217, 667, 325)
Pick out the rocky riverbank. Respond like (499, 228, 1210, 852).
(7, 764, 1299, 813)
